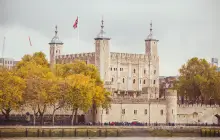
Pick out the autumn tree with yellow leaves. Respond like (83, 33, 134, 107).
(0, 67, 26, 120)
(0, 52, 111, 125)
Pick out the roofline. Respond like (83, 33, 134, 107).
(48, 42, 64, 45)
(145, 39, 159, 42)
(94, 37, 111, 40)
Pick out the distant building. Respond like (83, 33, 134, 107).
(0, 58, 18, 69)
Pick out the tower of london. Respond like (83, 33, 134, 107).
(40, 19, 220, 124)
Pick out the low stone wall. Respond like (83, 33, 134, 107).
(0, 126, 220, 137)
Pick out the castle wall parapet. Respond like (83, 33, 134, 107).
(178, 104, 220, 108)
(110, 52, 158, 63)
(56, 52, 95, 59)
(111, 97, 166, 104)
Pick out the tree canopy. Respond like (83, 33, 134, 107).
(175, 57, 220, 104)
(0, 52, 111, 124)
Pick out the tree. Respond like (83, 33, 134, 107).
(16, 52, 49, 69)
(16, 52, 54, 125)
(0, 67, 26, 120)
(56, 60, 111, 123)
(47, 78, 67, 126)
(175, 57, 220, 104)
(65, 74, 94, 125)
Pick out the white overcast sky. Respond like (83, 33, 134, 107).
(0, 0, 219, 76)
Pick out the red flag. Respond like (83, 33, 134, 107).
(73, 17, 78, 29)
(28, 36, 32, 46)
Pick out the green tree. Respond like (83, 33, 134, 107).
(0, 68, 26, 120)
(175, 57, 220, 104)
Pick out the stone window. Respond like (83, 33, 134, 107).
(153, 80, 156, 84)
(144, 69, 146, 74)
(143, 80, 145, 84)
(122, 109, 125, 114)
(134, 110, 137, 115)
(110, 67, 112, 71)
(106, 109, 109, 115)
(133, 69, 136, 73)
(145, 109, 147, 115)
(160, 110, 163, 116)
(133, 79, 135, 84)
(120, 68, 123, 71)
(154, 70, 156, 74)
(112, 78, 114, 82)
(122, 78, 125, 83)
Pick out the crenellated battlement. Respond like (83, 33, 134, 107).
(111, 97, 166, 104)
(56, 52, 95, 59)
(178, 104, 220, 108)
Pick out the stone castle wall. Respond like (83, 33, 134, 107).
(177, 104, 220, 124)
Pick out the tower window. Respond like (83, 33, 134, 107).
(133, 79, 135, 84)
(122, 78, 125, 83)
(133, 69, 136, 73)
(122, 109, 125, 114)
(143, 80, 146, 84)
(134, 110, 137, 115)
(160, 110, 163, 116)
(145, 109, 147, 115)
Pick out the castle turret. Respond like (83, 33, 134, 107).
(49, 25, 63, 69)
(145, 21, 160, 99)
(165, 89, 177, 124)
(95, 18, 111, 84)
(93, 18, 111, 123)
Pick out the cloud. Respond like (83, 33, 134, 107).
(0, 0, 219, 76)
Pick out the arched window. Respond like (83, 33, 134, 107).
(133, 69, 136, 73)
(160, 110, 163, 115)
(112, 78, 114, 82)
(122, 78, 125, 83)
(143, 80, 145, 84)
(133, 79, 135, 84)
(144, 69, 146, 74)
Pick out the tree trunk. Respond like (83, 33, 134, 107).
(71, 109, 75, 126)
(92, 103, 97, 124)
(52, 110, 56, 126)
(74, 108, 78, 125)
(2, 108, 11, 120)
(38, 105, 46, 125)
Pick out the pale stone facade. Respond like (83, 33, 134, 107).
(46, 19, 220, 124)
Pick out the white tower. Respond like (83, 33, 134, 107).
(49, 25, 63, 69)
(145, 21, 159, 99)
(93, 18, 111, 123)
(165, 89, 177, 124)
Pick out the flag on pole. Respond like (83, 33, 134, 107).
(28, 36, 32, 46)
(73, 16, 78, 29)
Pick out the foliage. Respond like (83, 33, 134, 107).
(175, 57, 220, 103)
(0, 52, 111, 124)
(0, 67, 26, 119)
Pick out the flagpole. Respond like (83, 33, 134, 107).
(2, 37, 5, 67)
(78, 16, 80, 49)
